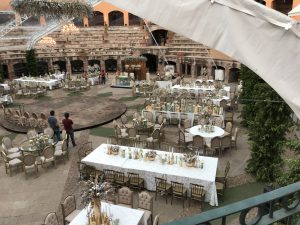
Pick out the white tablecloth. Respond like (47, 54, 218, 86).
(82, 144, 219, 206)
(0, 84, 10, 90)
(53, 73, 65, 80)
(88, 76, 99, 85)
(69, 202, 145, 225)
(155, 81, 172, 89)
(172, 84, 215, 92)
(189, 125, 225, 147)
(215, 69, 224, 81)
(14, 78, 60, 90)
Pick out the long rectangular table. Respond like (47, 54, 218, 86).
(14, 77, 60, 90)
(69, 202, 145, 225)
(82, 144, 219, 206)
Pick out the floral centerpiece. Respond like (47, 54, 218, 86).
(183, 152, 197, 167)
(145, 150, 157, 161)
(30, 134, 49, 150)
(81, 177, 115, 225)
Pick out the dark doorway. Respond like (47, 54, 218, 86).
(1, 65, 9, 79)
(0, 13, 15, 25)
(14, 63, 27, 77)
(88, 11, 104, 26)
(53, 61, 66, 72)
(141, 54, 156, 73)
(272, 0, 292, 15)
(22, 16, 40, 26)
(73, 17, 84, 27)
(151, 29, 168, 46)
(128, 13, 140, 26)
(71, 60, 84, 74)
(229, 68, 240, 83)
(105, 59, 117, 72)
(88, 60, 100, 66)
(37, 61, 48, 75)
(108, 11, 124, 26)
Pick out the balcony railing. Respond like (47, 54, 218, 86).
(165, 182, 300, 225)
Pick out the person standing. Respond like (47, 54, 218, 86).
(101, 70, 106, 85)
(62, 112, 76, 147)
(48, 110, 61, 142)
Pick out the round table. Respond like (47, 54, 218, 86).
(189, 125, 225, 138)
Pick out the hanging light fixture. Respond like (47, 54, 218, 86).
(37, 36, 56, 48)
(10, 0, 93, 19)
(61, 22, 80, 36)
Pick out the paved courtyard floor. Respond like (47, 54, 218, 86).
(0, 77, 254, 225)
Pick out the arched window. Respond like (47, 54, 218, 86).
(73, 17, 84, 27)
(151, 29, 168, 46)
(141, 54, 157, 73)
(128, 13, 140, 26)
(105, 59, 117, 72)
(53, 60, 66, 72)
(71, 60, 84, 73)
(0, 13, 15, 25)
(22, 16, 40, 26)
(37, 61, 48, 75)
(88, 11, 104, 26)
(13, 63, 27, 77)
(108, 11, 124, 26)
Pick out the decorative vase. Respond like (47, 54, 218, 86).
(90, 197, 102, 225)
(186, 161, 195, 167)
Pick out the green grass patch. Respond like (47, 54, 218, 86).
(201, 182, 266, 225)
(90, 126, 115, 137)
(35, 95, 52, 101)
(97, 92, 113, 97)
(118, 96, 139, 102)
(67, 91, 83, 97)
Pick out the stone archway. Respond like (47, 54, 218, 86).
(229, 68, 240, 83)
(128, 13, 140, 26)
(108, 11, 124, 26)
(105, 59, 117, 72)
(13, 63, 27, 77)
(88, 11, 104, 26)
(73, 17, 84, 27)
(22, 16, 40, 26)
(272, 0, 292, 14)
(141, 53, 157, 73)
(1, 64, 9, 79)
(0, 13, 14, 25)
(151, 29, 168, 46)
(71, 60, 84, 74)
(88, 60, 100, 67)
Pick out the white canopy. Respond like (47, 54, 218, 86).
(103, 0, 300, 118)
(288, 4, 300, 17)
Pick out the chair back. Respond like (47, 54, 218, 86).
(2, 136, 12, 150)
(225, 122, 233, 134)
(210, 137, 221, 149)
(191, 183, 205, 197)
(138, 191, 153, 212)
(41, 113, 47, 120)
(219, 99, 227, 108)
(224, 161, 230, 179)
(178, 129, 185, 144)
(32, 112, 38, 120)
(104, 169, 115, 181)
(152, 129, 160, 140)
(157, 115, 164, 124)
(61, 130, 67, 139)
(128, 172, 140, 186)
(155, 177, 167, 191)
(114, 171, 125, 182)
(24, 111, 30, 119)
(44, 212, 59, 225)
(61, 140, 68, 153)
(233, 127, 239, 141)
(213, 117, 223, 128)
(118, 187, 133, 206)
(193, 135, 204, 148)
(153, 214, 160, 225)
(23, 154, 36, 167)
(128, 128, 137, 138)
(221, 135, 231, 148)
(171, 181, 184, 194)
(120, 114, 127, 124)
(184, 119, 192, 129)
(43, 146, 55, 159)
(146, 111, 153, 122)
(44, 127, 54, 138)
(61, 195, 76, 217)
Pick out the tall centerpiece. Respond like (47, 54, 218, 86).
(81, 177, 115, 225)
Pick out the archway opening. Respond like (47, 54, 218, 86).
(0, 13, 15, 25)
(196, 63, 207, 77)
(37, 61, 48, 75)
(73, 17, 84, 27)
(71, 60, 84, 74)
(229, 68, 240, 83)
(165, 61, 176, 73)
(212, 65, 225, 80)
(181, 62, 192, 76)
(108, 11, 124, 26)
(53, 61, 66, 73)
(141, 53, 157, 73)
(128, 13, 140, 26)
(88, 60, 100, 67)
(1, 64, 9, 79)
(105, 59, 117, 72)
(88, 11, 104, 26)
(151, 29, 168, 46)
(13, 63, 27, 77)
(22, 16, 40, 26)
(272, 0, 292, 15)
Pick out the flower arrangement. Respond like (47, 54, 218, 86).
(10, 0, 93, 18)
(145, 150, 157, 161)
(183, 152, 197, 167)
(30, 134, 49, 149)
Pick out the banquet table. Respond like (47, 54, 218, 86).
(82, 144, 219, 206)
(69, 202, 145, 225)
(0, 83, 10, 91)
(88, 76, 99, 85)
(14, 77, 60, 90)
(189, 125, 225, 146)
(172, 84, 215, 92)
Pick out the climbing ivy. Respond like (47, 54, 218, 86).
(26, 49, 37, 76)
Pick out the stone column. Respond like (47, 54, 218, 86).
(40, 16, 46, 26)
(176, 58, 181, 74)
(206, 63, 212, 77)
(83, 57, 89, 73)
(66, 58, 72, 76)
(104, 13, 109, 26)
(224, 66, 230, 84)
(191, 60, 196, 78)
(117, 56, 122, 71)
(83, 16, 89, 27)
(100, 58, 105, 71)
(7, 62, 14, 80)
(124, 12, 129, 26)
(47, 58, 54, 72)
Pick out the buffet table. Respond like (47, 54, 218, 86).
(14, 77, 60, 90)
(82, 144, 219, 206)
(69, 202, 145, 225)
(88, 76, 99, 85)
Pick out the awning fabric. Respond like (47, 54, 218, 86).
(288, 4, 300, 17)
(103, 0, 300, 118)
